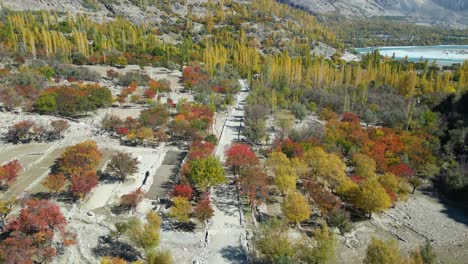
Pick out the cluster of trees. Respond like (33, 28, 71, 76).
(0, 11, 186, 68)
(254, 219, 336, 263)
(0, 70, 46, 111)
(98, 211, 173, 263)
(6, 119, 70, 143)
(182, 63, 238, 111)
(42, 141, 101, 199)
(0, 199, 75, 263)
(34, 84, 112, 116)
(325, 16, 468, 47)
(101, 104, 169, 146)
(225, 143, 267, 215)
(364, 237, 437, 264)
(167, 139, 223, 226)
(433, 92, 468, 201)
(170, 102, 214, 141)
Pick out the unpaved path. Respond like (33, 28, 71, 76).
(202, 80, 249, 264)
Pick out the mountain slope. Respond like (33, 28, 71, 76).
(281, 0, 468, 28)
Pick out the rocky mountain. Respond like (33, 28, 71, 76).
(281, 0, 468, 28)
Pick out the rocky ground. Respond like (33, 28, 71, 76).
(335, 185, 468, 264)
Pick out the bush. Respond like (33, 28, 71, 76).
(118, 72, 150, 86)
(121, 189, 145, 210)
(147, 250, 173, 264)
(204, 134, 218, 145)
(54, 64, 100, 81)
(319, 107, 338, 121)
(327, 208, 352, 235)
(290, 103, 307, 121)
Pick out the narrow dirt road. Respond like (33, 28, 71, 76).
(204, 80, 249, 264)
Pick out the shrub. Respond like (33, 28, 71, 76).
(118, 72, 150, 86)
(121, 189, 145, 210)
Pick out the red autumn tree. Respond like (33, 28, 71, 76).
(115, 127, 130, 136)
(121, 189, 145, 210)
(387, 163, 415, 178)
(194, 193, 214, 228)
(187, 141, 215, 160)
(239, 165, 268, 212)
(182, 65, 209, 88)
(171, 184, 194, 200)
(0, 159, 22, 190)
(144, 88, 156, 99)
(225, 143, 259, 175)
(2, 199, 70, 263)
(274, 138, 305, 158)
(304, 180, 341, 215)
(69, 171, 98, 198)
(342, 112, 360, 124)
(0, 234, 36, 263)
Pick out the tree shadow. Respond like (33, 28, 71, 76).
(213, 183, 240, 217)
(419, 185, 468, 227)
(219, 245, 247, 264)
(99, 171, 121, 184)
(110, 204, 130, 215)
(92, 235, 141, 262)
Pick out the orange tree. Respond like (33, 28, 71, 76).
(58, 140, 101, 175)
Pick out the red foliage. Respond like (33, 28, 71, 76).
(2, 199, 69, 263)
(0, 159, 22, 187)
(226, 144, 259, 173)
(128, 81, 138, 93)
(144, 89, 156, 99)
(304, 180, 341, 214)
(239, 165, 268, 207)
(115, 127, 130, 136)
(121, 189, 145, 209)
(342, 112, 360, 123)
(350, 175, 365, 184)
(0, 234, 36, 264)
(171, 184, 193, 200)
(387, 163, 415, 178)
(182, 65, 208, 88)
(274, 138, 304, 158)
(69, 171, 98, 198)
(211, 85, 227, 93)
(194, 193, 214, 224)
(7, 199, 67, 234)
(106, 69, 119, 79)
(383, 186, 398, 205)
(188, 141, 216, 160)
(167, 98, 176, 108)
(124, 117, 140, 130)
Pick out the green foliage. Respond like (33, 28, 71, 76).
(327, 208, 353, 235)
(297, 224, 336, 264)
(290, 103, 307, 121)
(146, 249, 173, 264)
(254, 219, 296, 262)
(204, 134, 219, 145)
(328, 16, 468, 47)
(364, 237, 403, 264)
(127, 217, 160, 250)
(420, 240, 437, 264)
(34, 92, 57, 114)
(188, 157, 226, 190)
